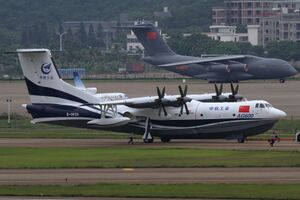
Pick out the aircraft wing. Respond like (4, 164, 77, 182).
(86, 95, 187, 109)
(157, 55, 246, 67)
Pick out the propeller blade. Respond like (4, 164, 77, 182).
(214, 84, 223, 99)
(230, 83, 235, 95)
(178, 85, 184, 97)
(184, 103, 189, 115)
(162, 86, 166, 97)
(184, 85, 188, 96)
(157, 87, 162, 98)
(235, 84, 239, 95)
(220, 84, 223, 94)
(180, 104, 184, 115)
(162, 105, 168, 116)
(158, 106, 162, 116)
(214, 84, 219, 95)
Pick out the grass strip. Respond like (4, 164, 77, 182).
(0, 118, 299, 139)
(0, 183, 300, 199)
(0, 147, 300, 168)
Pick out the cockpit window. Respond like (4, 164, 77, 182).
(255, 103, 259, 108)
(264, 103, 273, 108)
(259, 103, 265, 108)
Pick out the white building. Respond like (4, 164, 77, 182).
(247, 25, 260, 46)
(126, 30, 144, 53)
(204, 24, 260, 45)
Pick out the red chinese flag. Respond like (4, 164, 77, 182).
(239, 105, 250, 113)
(176, 65, 189, 70)
(147, 32, 157, 40)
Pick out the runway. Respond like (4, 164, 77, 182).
(0, 168, 300, 185)
(0, 138, 299, 151)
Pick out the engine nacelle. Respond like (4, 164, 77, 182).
(208, 64, 248, 73)
(208, 64, 230, 73)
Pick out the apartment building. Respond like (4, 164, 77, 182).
(260, 11, 300, 45)
(213, 0, 300, 26)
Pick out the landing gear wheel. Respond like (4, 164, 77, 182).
(238, 138, 245, 143)
(143, 138, 154, 143)
(160, 138, 171, 143)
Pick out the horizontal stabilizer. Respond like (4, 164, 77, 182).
(5, 49, 48, 54)
(113, 24, 153, 29)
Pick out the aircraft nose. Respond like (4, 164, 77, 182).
(272, 108, 287, 119)
(286, 64, 298, 76)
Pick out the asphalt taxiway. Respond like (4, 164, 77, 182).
(1, 168, 300, 185)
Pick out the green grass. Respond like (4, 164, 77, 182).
(0, 147, 300, 169)
(1, 183, 300, 199)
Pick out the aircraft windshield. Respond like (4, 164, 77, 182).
(255, 103, 272, 109)
(265, 103, 273, 108)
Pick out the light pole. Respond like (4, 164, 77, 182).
(6, 98, 12, 125)
(57, 32, 66, 51)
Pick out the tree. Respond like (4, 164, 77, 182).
(21, 28, 29, 47)
(266, 41, 300, 61)
(78, 22, 87, 45)
(87, 24, 96, 47)
(96, 23, 105, 47)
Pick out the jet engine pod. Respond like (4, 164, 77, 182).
(229, 64, 249, 72)
(87, 117, 131, 127)
(208, 64, 231, 73)
(208, 64, 248, 73)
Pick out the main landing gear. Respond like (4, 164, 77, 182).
(237, 137, 246, 143)
(160, 137, 171, 143)
(142, 117, 171, 143)
(279, 79, 285, 83)
(143, 117, 154, 143)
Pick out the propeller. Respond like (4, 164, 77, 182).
(229, 83, 242, 102)
(212, 83, 226, 101)
(156, 86, 168, 116)
(177, 85, 192, 115)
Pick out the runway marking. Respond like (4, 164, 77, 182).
(122, 168, 135, 171)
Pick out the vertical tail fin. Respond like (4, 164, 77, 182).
(17, 49, 98, 104)
(129, 24, 175, 57)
